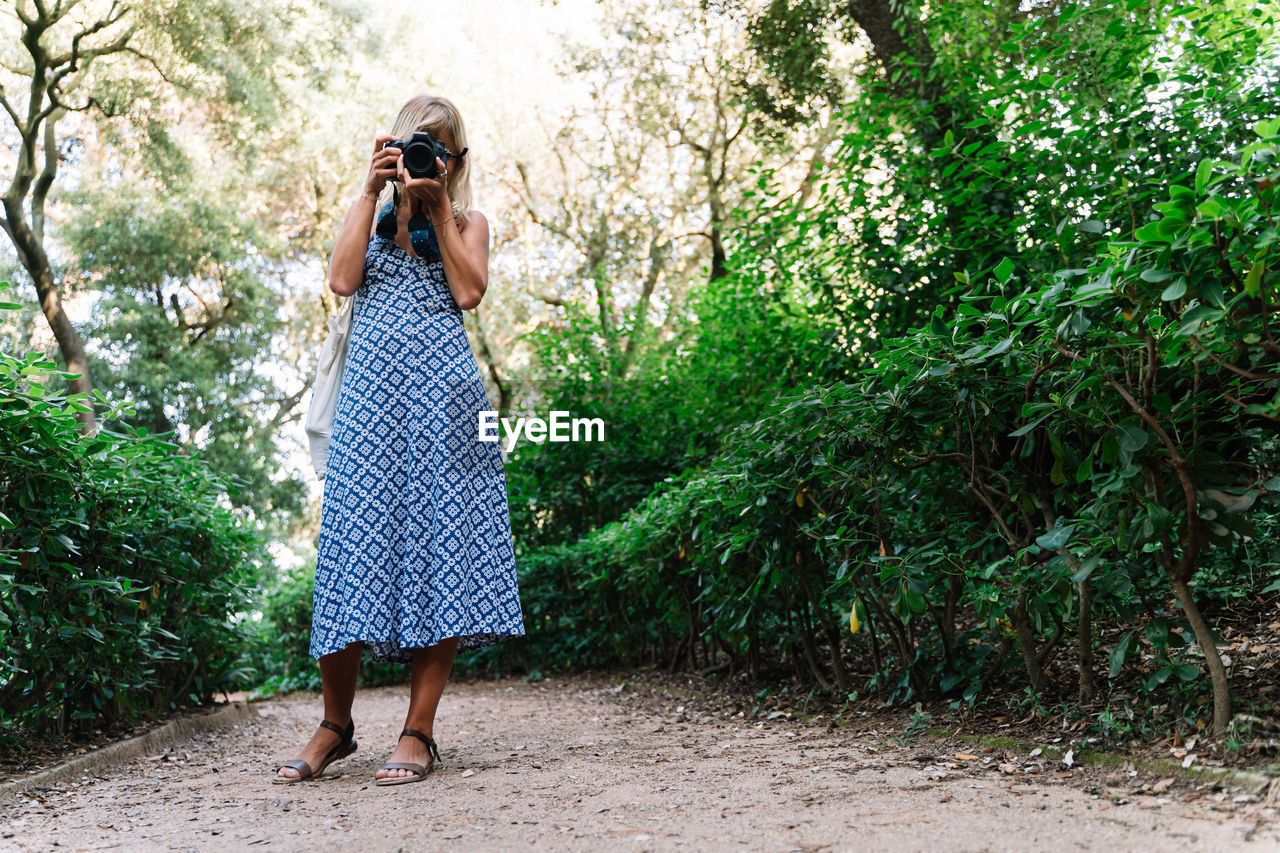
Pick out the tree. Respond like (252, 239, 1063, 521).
(23, 2, 378, 533)
(0, 0, 356, 435)
(505, 0, 835, 382)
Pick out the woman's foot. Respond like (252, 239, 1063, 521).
(375, 729, 437, 781)
(275, 718, 350, 780)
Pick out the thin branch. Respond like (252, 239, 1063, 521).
(1054, 341, 1203, 580)
(268, 382, 311, 429)
(46, 1, 130, 68)
(30, 105, 61, 243)
(1187, 335, 1280, 381)
(121, 45, 175, 85)
(1223, 391, 1280, 421)
(40, 29, 138, 124)
(512, 161, 577, 244)
(189, 297, 236, 343)
(0, 84, 22, 131)
(670, 229, 712, 242)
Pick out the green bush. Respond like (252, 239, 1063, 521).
(490, 126, 1280, 738)
(0, 288, 264, 739)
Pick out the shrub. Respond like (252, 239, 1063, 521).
(0, 289, 263, 739)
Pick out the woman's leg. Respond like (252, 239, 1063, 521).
(376, 636, 459, 779)
(275, 641, 363, 779)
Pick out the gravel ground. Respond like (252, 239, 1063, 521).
(1, 673, 1275, 852)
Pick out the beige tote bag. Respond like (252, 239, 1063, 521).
(304, 295, 355, 480)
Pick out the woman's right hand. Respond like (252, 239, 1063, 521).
(364, 134, 401, 197)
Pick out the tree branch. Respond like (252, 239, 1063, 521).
(30, 104, 62, 243)
(1188, 334, 1280, 381)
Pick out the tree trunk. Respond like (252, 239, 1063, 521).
(843, 0, 1017, 281)
(1170, 577, 1231, 736)
(794, 550, 849, 690)
(1011, 589, 1046, 693)
(3, 205, 97, 433)
(1076, 578, 1096, 704)
(1011, 587, 1065, 695)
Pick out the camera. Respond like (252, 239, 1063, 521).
(383, 130, 466, 180)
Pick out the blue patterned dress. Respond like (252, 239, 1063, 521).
(309, 199, 525, 662)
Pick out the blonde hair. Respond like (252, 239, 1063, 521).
(377, 94, 474, 226)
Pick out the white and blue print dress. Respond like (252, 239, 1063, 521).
(310, 199, 525, 662)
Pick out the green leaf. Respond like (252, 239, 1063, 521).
(1195, 158, 1213, 195)
(1244, 260, 1264, 297)
(1201, 277, 1226, 308)
(983, 335, 1015, 359)
(1109, 631, 1136, 679)
(1035, 524, 1075, 551)
(1174, 663, 1200, 681)
(1116, 424, 1149, 453)
(994, 257, 1016, 284)
(1160, 278, 1187, 301)
(1178, 303, 1219, 336)
(1135, 222, 1167, 242)
(1075, 453, 1094, 484)
(1197, 198, 1228, 220)
(1148, 667, 1173, 689)
(1070, 555, 1099, 583)
(1254, 117, 1280, 138)
(1009, 413, 1050, 438)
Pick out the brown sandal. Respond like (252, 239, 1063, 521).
(273, 719, 357, 783)
(375, 728, 441, 786)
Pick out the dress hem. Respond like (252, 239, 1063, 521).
(309, 625, 525, 663)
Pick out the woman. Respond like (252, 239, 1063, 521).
(274, 94, 525, 786)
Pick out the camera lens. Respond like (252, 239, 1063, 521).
(404, 141, 436, 178)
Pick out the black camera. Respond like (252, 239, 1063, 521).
(383, 130, 466, 180)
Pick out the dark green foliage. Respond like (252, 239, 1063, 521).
(66, 181, 310, 537)
(489, 0, 1280, 740)
(506, 257, 849, 549)
(740, 0, 850, 131)
(500, 134, 1278, 734)
(0, 290, 265, 738)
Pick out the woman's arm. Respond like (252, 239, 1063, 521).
(328, 135, 401, 297)
(327, 192, 378, 297)
(432, 206, 489, 310)
(399, 154, 490, 310)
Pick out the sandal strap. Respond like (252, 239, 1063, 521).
(319, 719, 353, 738)
(400, 728, 435, 747)
(316, 719, 356, 766)
(277, 759, 314, 778)
(400, 728, 441, 763)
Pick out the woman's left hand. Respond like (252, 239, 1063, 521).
(398, 153, 450, 215)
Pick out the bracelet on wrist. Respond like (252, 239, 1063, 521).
(434, 213, 457, 229)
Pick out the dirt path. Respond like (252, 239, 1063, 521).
(2, 674, 1273, 852)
